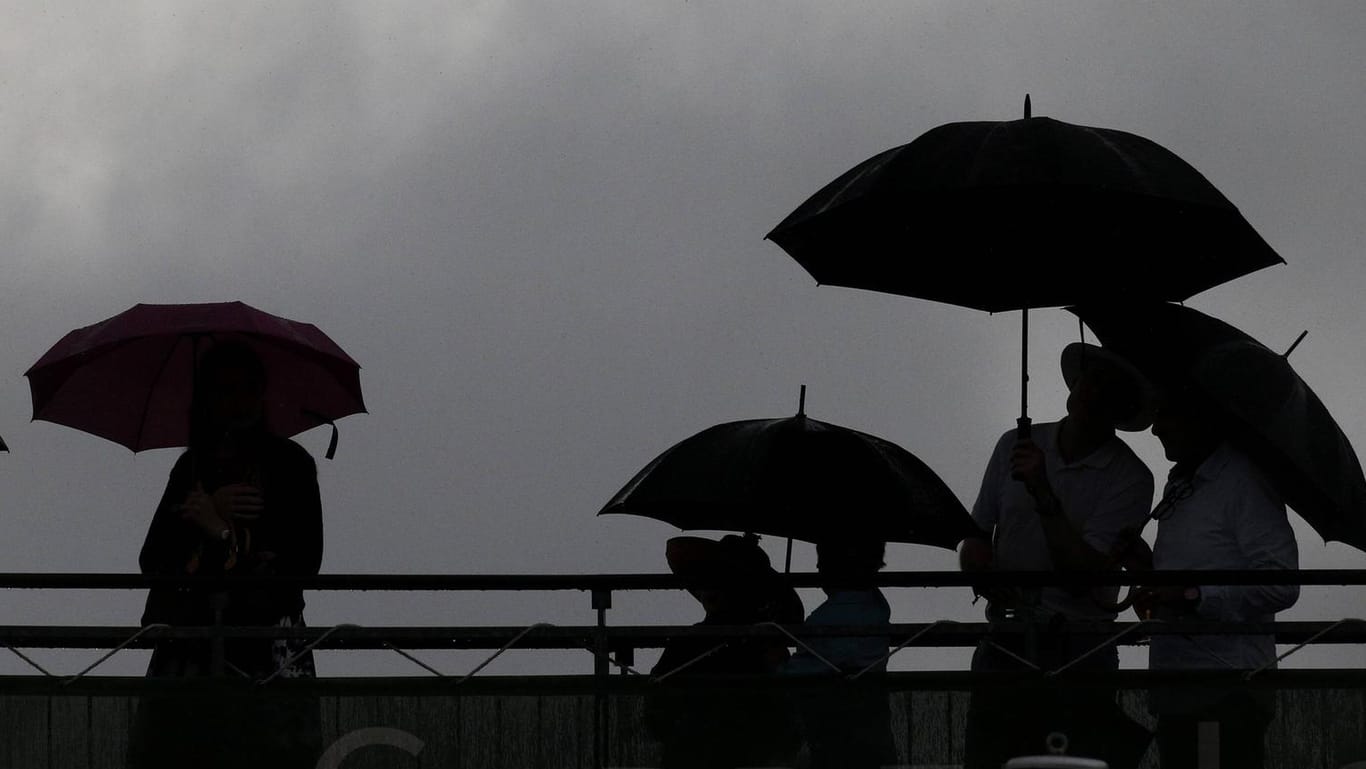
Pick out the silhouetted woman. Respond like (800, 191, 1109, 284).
(645, 534, 804, 768)
(128, 341, 323, 768)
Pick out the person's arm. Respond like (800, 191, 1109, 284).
(267, 443, 324, 577)
(1057, 466, 1154, 573)
(1034, 488, 1114, 572)
(961, 432, 1008, 572)
(1012, 440, 1120, 574)
(139, 453, 225, 575)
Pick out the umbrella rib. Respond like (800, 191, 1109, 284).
(132, 335, 195, 451)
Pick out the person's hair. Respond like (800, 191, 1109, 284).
(188, 341, 269, 460)
(201, 341, 266, 387)
(815, 539, 886, 586)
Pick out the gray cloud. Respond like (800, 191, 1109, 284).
(1, 1, 1365, 675)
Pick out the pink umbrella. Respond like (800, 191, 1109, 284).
(25, 301, 365, 456)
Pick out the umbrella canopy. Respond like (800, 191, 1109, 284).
(766, 107, 1283, 429)
(26, 301, 365, 453)
(598, 412, 976, 549)
(766, 114, 1282, 311)
(1071, 302, 1366, 551)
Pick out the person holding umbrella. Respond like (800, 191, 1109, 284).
(960, 342, 1156, 769)
(1134, 383, 1299, 769)
(129, 341, 325, 767)
(25, 301, 364, 766)
(1070, 301, 1362, 768)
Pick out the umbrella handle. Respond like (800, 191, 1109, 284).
(301, 409, 341, 459)
(1016, 416, 1032, 439)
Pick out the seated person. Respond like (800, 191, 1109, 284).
(646, 534, 803, 769)
(783, 538, 897, 769)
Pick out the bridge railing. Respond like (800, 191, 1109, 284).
(2, 571, 1366, 768)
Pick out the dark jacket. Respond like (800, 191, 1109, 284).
(139, 433, 322, 627)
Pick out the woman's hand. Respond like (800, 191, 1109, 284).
(179, 484, 231, 539)
(211, 483, 264, 523)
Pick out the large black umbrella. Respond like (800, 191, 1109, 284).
(767, 99, 1283, 431)
(598, 399, 976, 553)
(1071, 302, 1366, 551)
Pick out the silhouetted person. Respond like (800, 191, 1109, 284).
(645, 534, 803, 769)
(782, 538, 897, 769)
(128, 342, 323, 769)
(1135, 385, 1299, 769)
(960, 343, 1155, 769)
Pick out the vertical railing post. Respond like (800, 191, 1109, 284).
(209, 590, 228, 676)
(593, 589, 612, 677)
(1023, 609, 1038, 668)
(592, 588, 612, 768)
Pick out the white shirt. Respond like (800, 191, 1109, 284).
(1149, 442, 1300, 674)
(972, 420, 1154, 619)
(783, 589, 891, 675)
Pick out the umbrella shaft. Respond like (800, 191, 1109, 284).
(1018, 308, 1031, 438)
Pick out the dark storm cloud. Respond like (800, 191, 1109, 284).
(2, 2, 1365, 674)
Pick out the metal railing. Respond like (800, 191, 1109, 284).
(2, 570, 1365, 768)
(1, 569, 1364, 679)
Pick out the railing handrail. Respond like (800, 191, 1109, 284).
(0, 568, 1363, 590)
(4, 667, 1366, 693)
(3, 619, 1364, 649)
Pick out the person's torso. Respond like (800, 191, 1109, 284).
(1149, 446, 1288, 672)
(989, 422, 1148, 619)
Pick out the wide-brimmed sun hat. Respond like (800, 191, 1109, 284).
(666, 534, 772, 579)
(665, 535, 803, 622)
(1060, 342, 1156, 432)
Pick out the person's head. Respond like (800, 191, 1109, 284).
(192, 341, 268, 440)
(666, 534, 773, 617)
(1060, 343, 1154, 432)
(815, 538, 885, 592)
(1150, 385, 1224, 467)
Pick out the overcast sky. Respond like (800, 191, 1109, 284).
(1, 2, 1364, 677)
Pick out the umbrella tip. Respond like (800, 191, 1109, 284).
(798, 384, 806, 417)
(1283, 329, 1309, 359)
(1023, 93, 1032, 119)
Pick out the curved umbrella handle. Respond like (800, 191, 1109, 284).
(301, 409, 341, 460)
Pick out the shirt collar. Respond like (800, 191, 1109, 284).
(1167, 441, 1235, 488)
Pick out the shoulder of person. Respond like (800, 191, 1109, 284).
(166, 449, 200, 485)
(992, 420, 1059, 448)
(860, 588, 892, 622)
(1216, 443, 1283, 502)
(262, 434, 319, 473)
(171, 449, 195, 473)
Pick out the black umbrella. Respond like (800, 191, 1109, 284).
(1071, 302, 1366, 551)
(598, 394, 977, 557)
(766, 98, 1283, 432)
